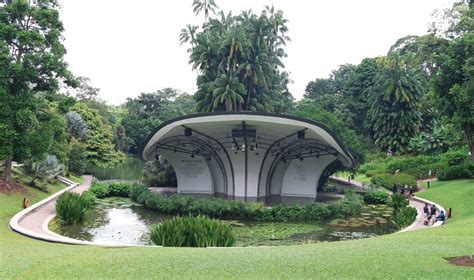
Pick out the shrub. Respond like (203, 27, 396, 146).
(149, 215, 236, 247)
(371, 173, 417, 191)
(107, 182, 131, 197)
(438, 161, 474, 181)
(128, 184, 364, 222)
(389, 193, 408, 210)
(89, 182, 109, 198)
(391, 207, 417, 229)
(364, 189, 389, 204)
(55, 192, 94, 224)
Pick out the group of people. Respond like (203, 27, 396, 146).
(392, 184, 414, 201)
(423, 203, 445, 226)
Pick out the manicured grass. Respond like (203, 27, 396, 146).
(0, 180, 473, 279)
(336, 171, 372, 183)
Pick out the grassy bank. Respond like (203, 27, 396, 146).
(0, 179, 473, 279)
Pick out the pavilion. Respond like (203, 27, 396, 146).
(140, 112, 355, 203)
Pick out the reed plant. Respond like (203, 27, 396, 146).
(55, 192, 94, 224)
(150, 215, 236, 247)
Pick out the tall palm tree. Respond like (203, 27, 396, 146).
(368, 54, 425, 152)
(192, 0, 218, 23)
(179, 24, 199, 52)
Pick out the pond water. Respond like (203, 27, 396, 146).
(85, 157, 145, 180)
(51, 197, 398, 247)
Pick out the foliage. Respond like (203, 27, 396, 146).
(438, 161, 474, 181)
(371, 173, 417, 191)
(389, 193, 409, 210)
(0, 0, 75, 182)
(408, 121, 463, 155)
(107, 182, 132, 197)
(186, 5, 293, 113)
(71, 102, 125, 167)
(364, 189, 389, 204)
(55, 191, 94, 225)
(358, 148, 470, 179)
(29, 154, 63, 190)
(67, 138, 87, 175)
(391, 206, 417, 230)
(430, 2, 474, 159)
(89, 181, 135, 198)
(65, 112, 88, 141)
(142, 160, 177, 188)
(291, 101, 368, 164)
(89, 183, 109, 198)
(121, 88, 193, 154)
(129, 184, 364, 222)
(150, 215, 235, 247)
(367, 54, 426, 153)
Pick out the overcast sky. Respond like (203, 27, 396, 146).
(58, 0, 455, 105)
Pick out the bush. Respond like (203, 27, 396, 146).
(149, 215, 235, 247)
(371, 173, 417, 191)
(438, 161, 474, 181)
(128, 184, 364, 222)
(107, 182, 132, 197)
(364, 189, 389, 204)
(391, 207, 417, 229)
(389, 193, 408, 210)
(55, 192, 94, 224)
(89, 182, 109, 198)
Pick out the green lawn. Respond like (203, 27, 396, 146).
(0, 179, 473, 279)
(336, 171, 372, 183)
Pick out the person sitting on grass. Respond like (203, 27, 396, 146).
(435, 210, 446, 222)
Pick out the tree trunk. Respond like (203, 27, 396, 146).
(3, 159, 12, 182)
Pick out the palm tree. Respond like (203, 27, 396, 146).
(211, 74, 246, 111)
(192, 0, 218, 23)
(179, 24, 199, 52)
(368, 54, 426, 153)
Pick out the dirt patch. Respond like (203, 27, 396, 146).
(445, 256, 474, 267)
(0, 180, 28, 194)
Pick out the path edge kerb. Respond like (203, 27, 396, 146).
(8, 178, 86, 244)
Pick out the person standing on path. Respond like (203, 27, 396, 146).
(430, 204, 438, 225)
(423, 203, 430, 225)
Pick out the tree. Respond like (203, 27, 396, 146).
(72, 77, 100, 101)
(188, 6, 293, 113)
(192, 0, 218, 23)
(431, 1, 474, 158)
(71, 103, 125, 167)
(367, 54, 426, 153)
(0, 0, 74, 182)
(121, 88, 192, 154)
(179, 24, 198, 52)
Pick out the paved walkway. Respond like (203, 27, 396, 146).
(17, 175, 93, 239)
(333, 176, 443, 232)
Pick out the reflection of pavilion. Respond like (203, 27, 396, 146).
(140, 112, 354, 203)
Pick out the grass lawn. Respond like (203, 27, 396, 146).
(0, 179, 473, 279)
(336, 171, 372, 183)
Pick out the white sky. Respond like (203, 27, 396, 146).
(58, 0, 455, 105)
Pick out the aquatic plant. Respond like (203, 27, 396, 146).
(150, 215, 236, 247)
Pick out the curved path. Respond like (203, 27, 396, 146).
(332, 176, 446, 232)
(9, 175, 102, 245)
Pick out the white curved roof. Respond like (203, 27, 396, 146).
(140, 112, 355, 168)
